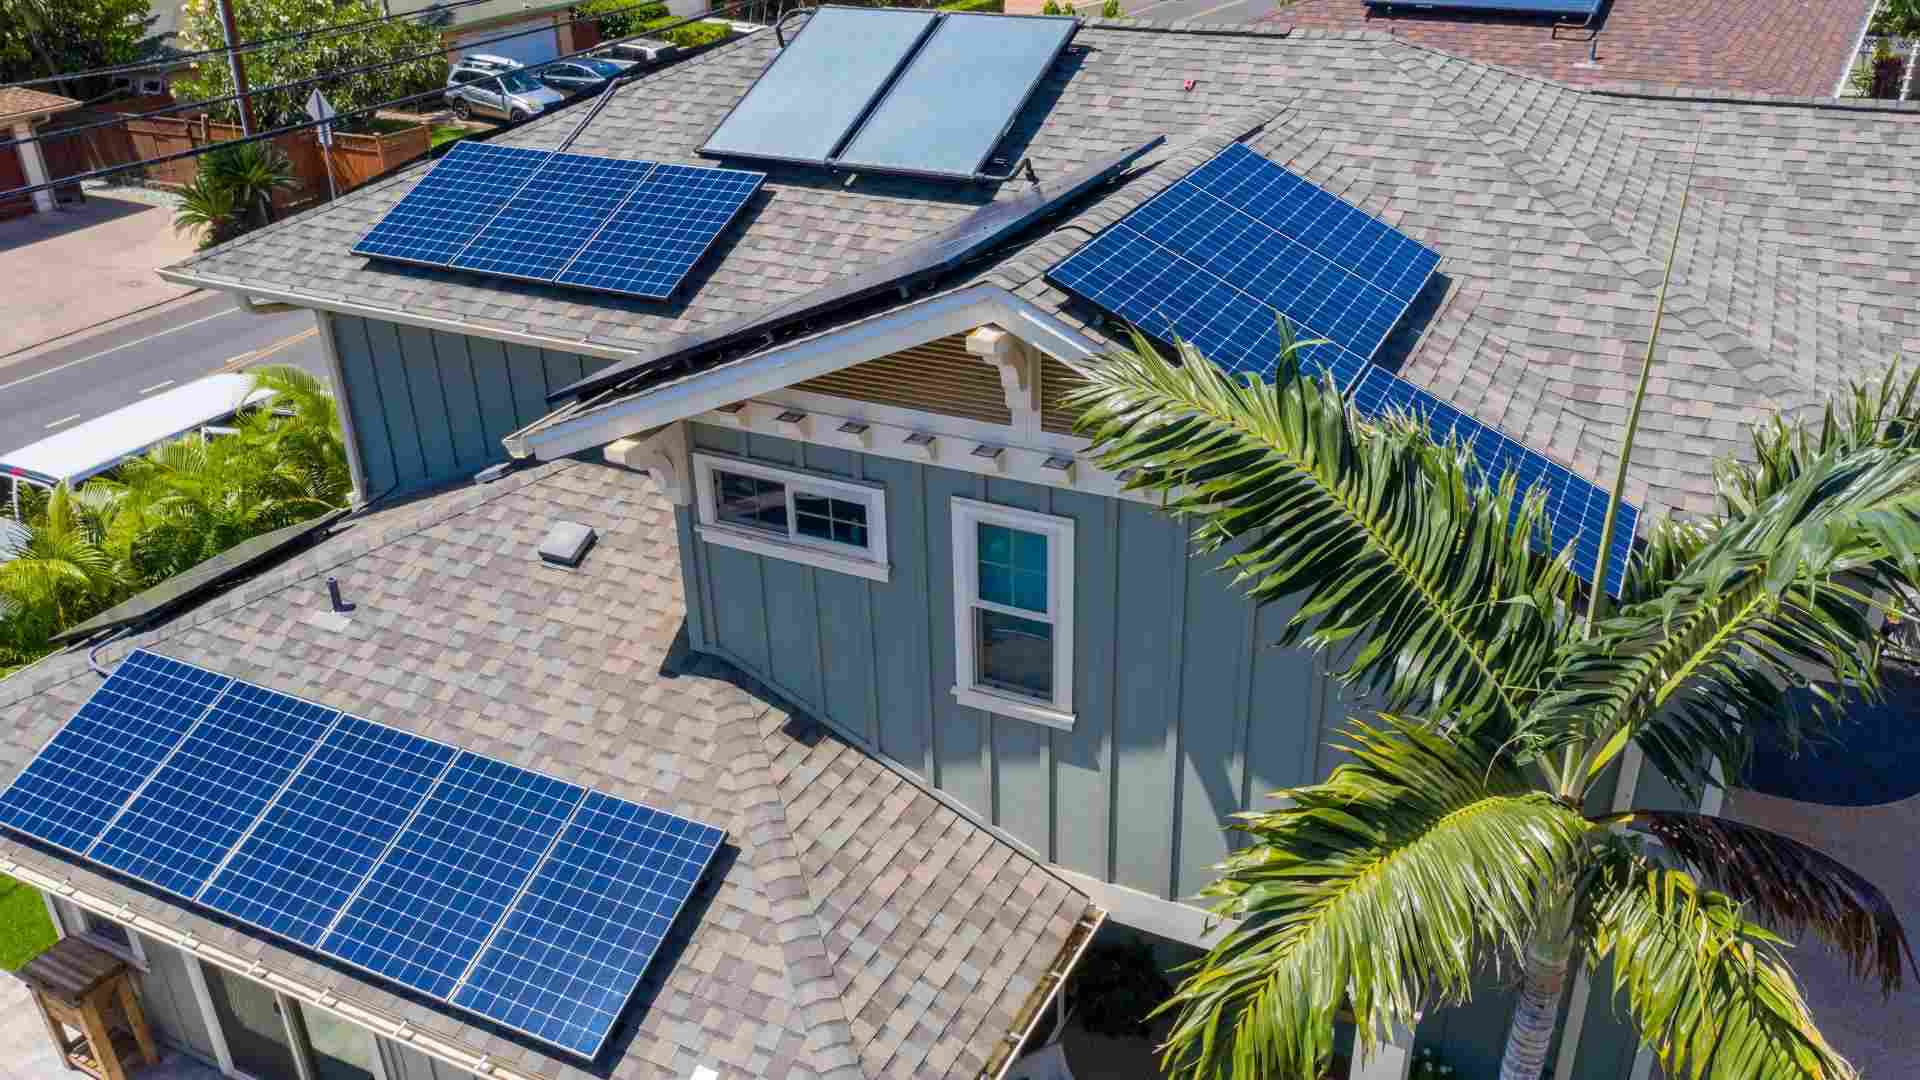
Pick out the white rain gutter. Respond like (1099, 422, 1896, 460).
(504, 285, 1104, 461)
(989, 905, 1107, 1080)
(1835, 1, 1882, 97)
(0, 857, 549, 1080)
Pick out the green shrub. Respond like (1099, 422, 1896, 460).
(638, 15, 731, 48)
(937, 0, 1003, 11)
(582, 0, 671, 39)
(1041, 0, 1059, 11)
(1101, 0, 1120, 14)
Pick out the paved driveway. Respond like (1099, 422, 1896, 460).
(0, 974, 222, 1080)
(0, 194, 198, 358)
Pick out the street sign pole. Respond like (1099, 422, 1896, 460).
(306, 89, 338, 202)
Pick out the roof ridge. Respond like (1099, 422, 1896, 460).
(711, 682, 870, 1080)
(1375, 44, 1825, 419)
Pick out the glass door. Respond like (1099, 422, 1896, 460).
(290, 1002, 378, 1080)
(202, 964, 302, 1079)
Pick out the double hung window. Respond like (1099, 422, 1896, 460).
(692, 453, 889, 580)
(950, 498, 1074, 729)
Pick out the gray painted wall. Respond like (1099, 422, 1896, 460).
(684, 423, 1354, 903)
(135, 936, 221, 1063)
(327, 315, 612, 497)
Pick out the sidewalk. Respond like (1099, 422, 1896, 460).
(0, 974, 222, 1080)
(0, 193, 199, 357)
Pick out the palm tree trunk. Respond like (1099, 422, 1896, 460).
(1499, 903, 1574, 1080)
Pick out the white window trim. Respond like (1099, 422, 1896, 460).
(950, 497, 1075, 730)
(691, 452, 890, 582)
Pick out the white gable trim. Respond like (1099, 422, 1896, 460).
(505, 285, 1104, 461)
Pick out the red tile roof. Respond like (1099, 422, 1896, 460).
(1272, 0, 1876, 97)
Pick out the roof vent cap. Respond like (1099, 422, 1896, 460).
(538, 520, 597, 568)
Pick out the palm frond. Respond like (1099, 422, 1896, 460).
(1155, 719, 1589, 1079)
(1578, 843, 1856, 1080)
(1600, 810, 1914, 995)
(1068, 330, 1575, 736)
(1538, 441, 1920, 795)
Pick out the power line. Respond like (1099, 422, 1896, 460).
(0, 2, 769, 204)
(0, 0, 683, 154)
(0, 0, 547, 91)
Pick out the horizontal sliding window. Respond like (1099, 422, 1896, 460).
(692, 452, 889, 581)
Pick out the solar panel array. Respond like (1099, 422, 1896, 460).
(701, 6, 1077, 180)
(0, 651, 725, 1059)
(1045, 143, 1638, 595)
(353, 141, 764, 301)
(1363, 0, 1602, 21)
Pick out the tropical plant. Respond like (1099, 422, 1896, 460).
(0, 0, 149, 97)
(171, 170, 241, 249)
(1101, 0, 1122, 16)
(0, 484, 124, 670)
(1065, 323, 1920, 1080)
(200, 141, 298, 228)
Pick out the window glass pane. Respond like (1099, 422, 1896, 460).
(716, 470, 788, 532)
(976, 609, 1054, 700)
(977, 523, 1047, 613)
(794, 492, 870, 549)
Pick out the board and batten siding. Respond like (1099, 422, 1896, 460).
(326, 314, 614, 496)
(682, 422, 1364, 903)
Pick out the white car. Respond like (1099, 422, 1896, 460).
(588, 40, 679, 69)
(444, 62, 568, 123)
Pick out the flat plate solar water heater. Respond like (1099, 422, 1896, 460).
(1046, 143, 1638, 595)
(0, 650, 726, 1059)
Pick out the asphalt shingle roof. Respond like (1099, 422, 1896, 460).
(1274, 0, 1879, 98)
(163, 19, 1920, 520)
(0, 461, 1089, 1080)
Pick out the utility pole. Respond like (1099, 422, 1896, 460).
(216, 0, 258, 135)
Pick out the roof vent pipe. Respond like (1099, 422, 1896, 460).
(326, 576, 354, 613)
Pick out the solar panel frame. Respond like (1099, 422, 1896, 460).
(88, 681, 341, 899)
(199, 714, 459, 946)
(320, 753, 585, 1000)
(699, 6, 941, 167)
(449, 154, 658, 284)
(0, 650, 230, 855)
(554, 163, 765, 300)
(351, 141, 555, 268)
(452, 792, 725, 1056)
(1349, 366, 1636, 595)
(834, 12, 1077, 180)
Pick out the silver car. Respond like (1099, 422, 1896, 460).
(587, 40, 678, 69)
(444, 63, 567, 123)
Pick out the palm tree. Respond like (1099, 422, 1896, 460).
(200, 141, 297, 228)
(0, 484, 124, 666)
(1066, 330, 1920, 1080)
(171, 172, 240, 249)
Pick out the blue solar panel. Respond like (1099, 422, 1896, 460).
(556, 163, 765, 299)
(452, 792, 726, 1055)
(199, 716, 457, 946)
(89, 682, 339, 898)
(1047, 144, 1435, 385)
(322, 753, 583, 999)
(1349, 366, 1636, 595)
(1045, 217, 1368, 388)
(352, 141, 553, 266)
(450, 154, 656, 283)
(0, 651, 227, 854)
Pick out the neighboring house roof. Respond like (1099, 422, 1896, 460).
(0, 88, 81, 125)
(0, 461, 1091, 1080)
(159, 20, 1920, 521)
(1271, 0, 1879, 97)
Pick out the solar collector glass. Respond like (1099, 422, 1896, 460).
(835, 12, 1076, 178)
(88, 681, 340, 898)
(699, 6, 938, 166)
(200, 715, 457, 946)
(0, 651, 229, 854)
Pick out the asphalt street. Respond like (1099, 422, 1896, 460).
(1118, 0, 1282, 25)
(0, 292, 326, 458)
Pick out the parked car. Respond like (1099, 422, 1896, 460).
(537, 58, 628, 98)
(458, 53, 522, 73)
(444, 63, 567, 123)
(588, 40, 678, 69)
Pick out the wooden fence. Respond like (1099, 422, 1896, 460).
(119, 115, 431, 209)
